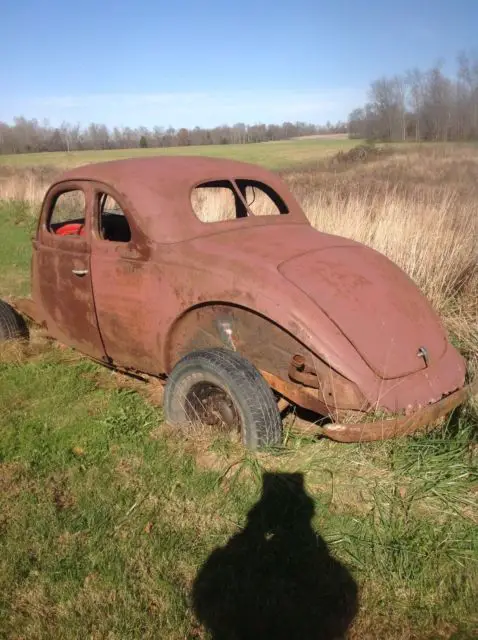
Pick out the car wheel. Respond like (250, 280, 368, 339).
(0, 300, 29, 342)
(164, 348, 282, 450)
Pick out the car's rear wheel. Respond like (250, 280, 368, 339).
(0, 300, 29, 343)
(164, 348, 282, 450)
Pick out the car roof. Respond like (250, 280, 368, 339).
(55, 156, 308, 243)
(59, 156, 281, 191)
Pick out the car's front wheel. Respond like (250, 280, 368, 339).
(164, 348, 282, 450)
(0, 300, 29, 343)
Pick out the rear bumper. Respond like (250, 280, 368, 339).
(320, 378, 478, 442)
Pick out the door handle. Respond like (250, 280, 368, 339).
(72, 269, 89, 276)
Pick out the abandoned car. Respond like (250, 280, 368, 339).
(1, 157, 476, 448)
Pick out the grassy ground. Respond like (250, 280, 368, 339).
(0, 145, 477, 639)
(0, 137, 357, 171)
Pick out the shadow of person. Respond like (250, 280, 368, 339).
(192, 472, 358, 640)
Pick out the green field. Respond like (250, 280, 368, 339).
(1, 147, 477, 638)
(0, 137, 357, 170)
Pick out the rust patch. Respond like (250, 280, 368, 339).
(288, 353, 367, 411)
(319, 378, 478, 442)
(260, 369, 330, 415)
(166, 304, 313, 379)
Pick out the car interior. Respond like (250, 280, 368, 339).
(99, 193, 132, 242)
(49, 192, 132, 243)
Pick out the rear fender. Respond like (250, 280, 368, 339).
(164, 303, 366, 413)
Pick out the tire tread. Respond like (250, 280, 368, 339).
(0, 300, 28, 342)
(164, 348, 281, 449)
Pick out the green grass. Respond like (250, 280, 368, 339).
(0, 138, 357, 170)
(0, 202, 35, 295)
(0, 200, 477, 638)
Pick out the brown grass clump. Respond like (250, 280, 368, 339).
(0, 328, 51, 364)
(0, 339, 28, 364)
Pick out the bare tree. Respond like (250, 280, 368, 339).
(0, 116, 345, 155)
(422, 65, 453, 141)
(406, 69, 425, 141)
(458, 51, 478, 138)
(349, 52, 478, 142)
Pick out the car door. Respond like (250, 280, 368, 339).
(89, 184, 159, 373)
(33, 181, 106, 360)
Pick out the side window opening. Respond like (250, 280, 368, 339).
(49, 189, 86, 236)
(191, 180, 247, 223)
(98, 193, 132, 243)
(236, 180, 289, 216)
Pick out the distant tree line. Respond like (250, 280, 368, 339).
(0, 119, 347, 154)
(349, 52, 478, 142)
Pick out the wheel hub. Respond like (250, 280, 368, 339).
(185, 382, 240, 432)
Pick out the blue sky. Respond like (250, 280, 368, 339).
(1, 0, 477, 128)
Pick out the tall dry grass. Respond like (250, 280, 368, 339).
(0, 166, 56, 207)
(286, 147, 478, 362)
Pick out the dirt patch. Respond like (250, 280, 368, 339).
(0, 461, 30, 497)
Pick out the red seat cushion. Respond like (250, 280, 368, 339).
(55, 223, 85, 236)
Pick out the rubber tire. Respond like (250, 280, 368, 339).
(0, 300, 29, 342)
(164, 348, 282, 450)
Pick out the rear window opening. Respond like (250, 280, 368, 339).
(236, 179, 289, 216)
(191, 179, 289, 223)
(191, 181, 244, 223)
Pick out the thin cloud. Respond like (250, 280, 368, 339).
(8, 88, 365, 127)
(36, 92, 211, 108)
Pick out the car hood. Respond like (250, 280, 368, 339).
(278, 246, 447, 379)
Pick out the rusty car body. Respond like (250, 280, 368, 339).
(4, 157, 476, 447)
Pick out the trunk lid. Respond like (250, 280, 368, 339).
(279, 246, 447, 379)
